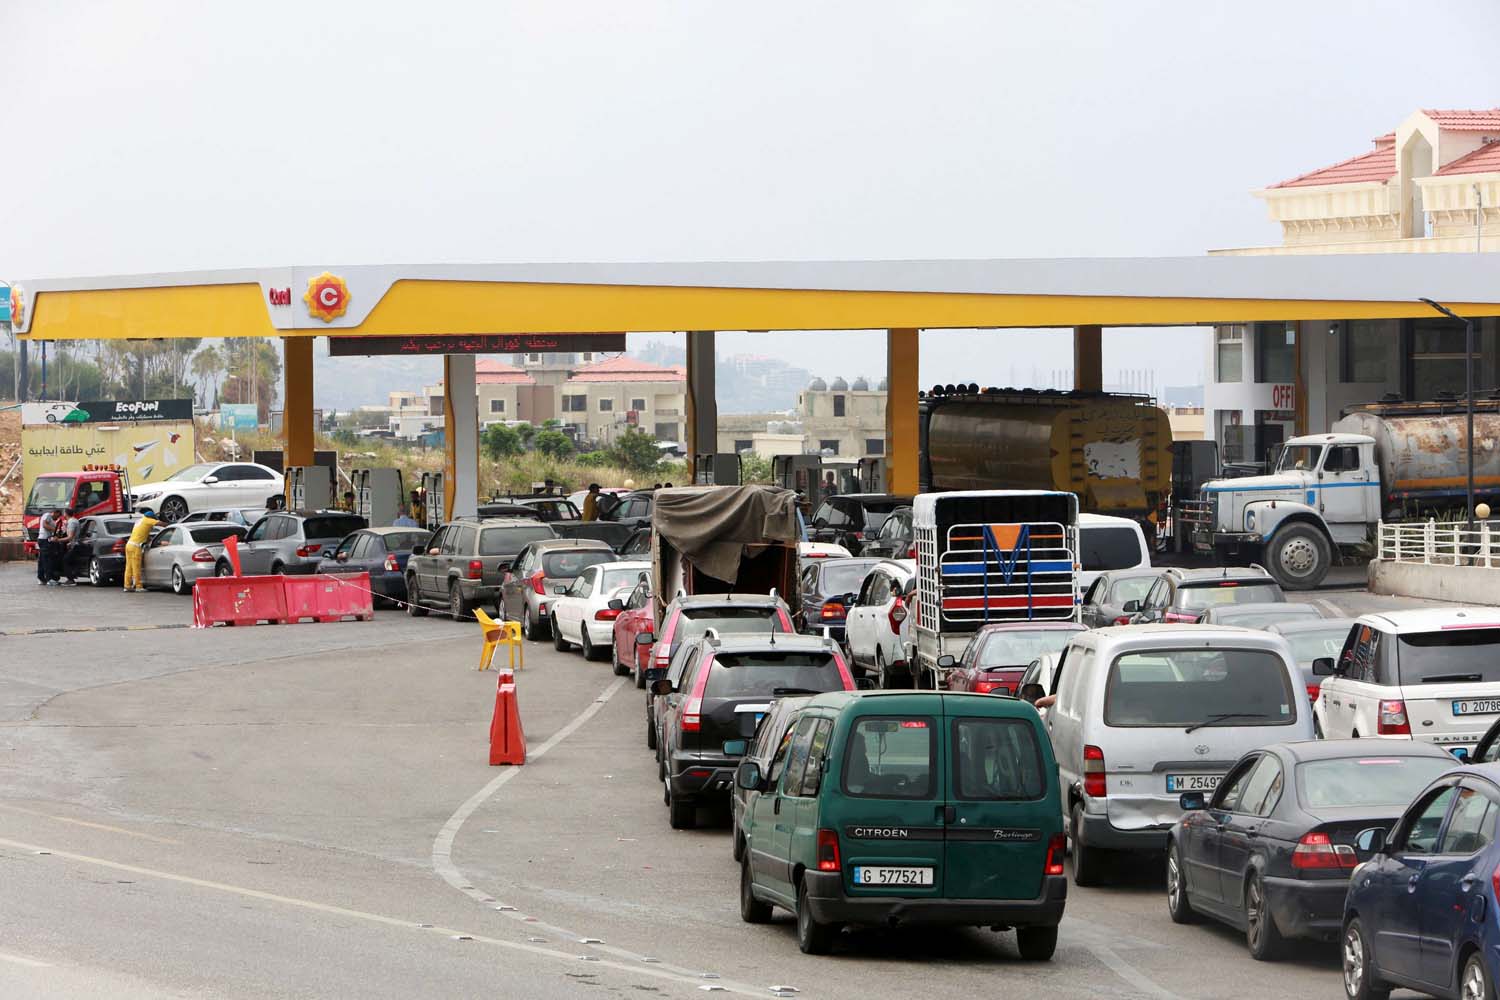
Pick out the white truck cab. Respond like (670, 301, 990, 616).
(1190, 433, 1380, 590)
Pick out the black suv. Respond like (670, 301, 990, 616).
(651, 631, 854, 830)
(600, 490, 654, 529)
(858, 504, 913, 559)
(1128, 566, 1285, 624)
(807, 493, 911, 555)
(405, 517, 557, 620)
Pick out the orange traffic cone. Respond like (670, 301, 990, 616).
(488, 668, 526, 766)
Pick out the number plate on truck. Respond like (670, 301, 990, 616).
(853, 866, 934, 886)
(1453, 699, 1500, 716)
(1166, 774, 1221, 792)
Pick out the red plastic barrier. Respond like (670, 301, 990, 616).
(192, 575, 289, 627)
(282, 573, 375, 624)
(489, 668, 526, 766)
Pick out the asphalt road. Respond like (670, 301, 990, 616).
(0, 562, 1452, 998)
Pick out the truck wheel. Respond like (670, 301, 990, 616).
(1267, 524, 1331, 590)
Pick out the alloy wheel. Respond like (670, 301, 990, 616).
(1343, 923, 1365, 998)
(1463, 955, 1490, 1000)
(172, 565, 186, 595)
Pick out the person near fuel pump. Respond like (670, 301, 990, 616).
(123, 507, 159, 593)
(581, 483, 602, 522)
(409, 489, 427, 527)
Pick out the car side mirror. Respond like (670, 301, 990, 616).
(936, 654, 956, 669)
(1178, 792, 1207, 811)
(1355, 827, 1385, 854)
(336, 552, 348, 563)
(1312, 657, 1336, 677)
(428, 547, 441, 555)
(412, 543, 426, 554)
(855, 676, 877, 691)
(608, 598, 624, 611)
(552, 584, 567, 595)
(636, 632, 656, 646)
(722, 739, 749, 756)
(1019, 682, 1046, 705)
(203, 476, 219, 484)
(650, 678, 675, 696)
(735, 761, 764, 791)
(1122, 600, 1140, 613)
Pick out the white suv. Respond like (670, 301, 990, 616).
(1313, 608, 1500, 755)
(131, 462, 284, 522)
(842, 558, 915, 686)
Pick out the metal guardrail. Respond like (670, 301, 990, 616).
(1377, 519, 1500, 567)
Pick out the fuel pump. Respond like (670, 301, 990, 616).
(284, 465, 334, 512)
(350, 467, 403, 527)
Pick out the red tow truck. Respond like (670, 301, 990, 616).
(21, 465, 133, 555)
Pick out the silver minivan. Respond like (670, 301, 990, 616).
(1041, 624, 1312, 886)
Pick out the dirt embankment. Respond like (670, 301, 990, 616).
(0, 406, 21, 532)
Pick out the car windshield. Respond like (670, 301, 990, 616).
(167, 463, 218, 482)
(1108, 576, 1156, 606)
(598, 566, 648, 595)
(26, 478, 73, 509)
(383, 531, 430, 553)
(703, 652, 841, 698)
(1177, 581, 1282, 612)
(1277, 445, 1321, 472)
(1282, 625, 1351, 666)
(304, 515, 366, 539)
(1298, 756, 1454, 810)
(819, 560, 879, 595)
(1398, 628, 1500, 684)
(977, 629, 1077, 668)
(1080, 527, 1143, 571)
(542, 550, 615, 578)
(1212, 607, 1320, 628)
(676, 606, 784, 641)
(188, 525, 245, 544)
(1104, 648, 1295, 728)
(479, 525, 556, 555)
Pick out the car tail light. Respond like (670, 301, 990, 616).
(111, 539, 126, 553)
(1492, 866, 1500, 903)
(1112, 615, 1133, 625)
(906, 544, 917, 559)
(296, 544, 323, 557)
(1377, 700, 1410, 736)
(681, 697, 702, 732)
(595, 608, 621, 621)
(529, 570, 546, 595)
(1083, 744, 1106, 798)
(466, 559, 484, 580)
(821, 602, 844, 620)
(889, 597, 907, 632)
(1305, 683, 1321, 702)
(191, 548, 215, 562)
(816, 829, 841, 872)
(1044, 834, 1066, 876)
(804, 552, 828, 559)
(972, 680, 999, 694)
(1164, 611, 1197, 623)
(384, 554, 399, 572)
(1291, 831, 1357, 870)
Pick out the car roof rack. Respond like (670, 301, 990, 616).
(703, 628, 722, 645)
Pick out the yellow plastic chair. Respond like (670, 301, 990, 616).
(475, 608, 524, 672)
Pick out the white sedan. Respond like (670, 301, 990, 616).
(843, 558, 916, 687)
(131, 462, 284, 523)
(550, 560, 652, 661)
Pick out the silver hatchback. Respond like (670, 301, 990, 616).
(500, 538, 618, 640)
(141, 522, 249, 594)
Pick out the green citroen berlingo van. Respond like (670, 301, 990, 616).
(735, 690, 1066, 956)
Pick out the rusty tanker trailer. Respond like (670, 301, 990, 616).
(1332, 399, 1500, 518)
(918, 388, 1173, 522)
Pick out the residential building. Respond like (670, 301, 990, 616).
(1205, 107, 1500, 466)
(717, 376, 888, 460)
(557, 355, 686, 445)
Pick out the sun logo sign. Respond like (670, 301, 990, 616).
(303, 272, 350, 323)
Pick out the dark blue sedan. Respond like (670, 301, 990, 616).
(317, 526, 431, 607)
(1342, 761, 1500, 1000)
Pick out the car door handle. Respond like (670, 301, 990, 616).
(773, 798, 781, 816)
(1462, 874, 1480, 893)
(1408, 874, 1421, 893)
(935, 805, 956, 824)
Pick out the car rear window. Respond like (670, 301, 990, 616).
(1283, 625, 1350, 666)
(844, 717, 934, 800)
(1108, 576, 1156, 606)
(304, 515, 366, 539)
(542, 550, 615, 578)
(676, 607, 784, 640)
(976, 629, 1077, 668)
(188, 525, 246, 544)
(1213, 607, 1320, 629)
(1177, 581, 1282, 611)
(819, 560, 879, 595)
(105, 520, 137, 535)
(1297, 756, 1454, 810)
(704, 652, 842, 698)
(479, 525, 556, 555)
(953, 718, 1045, 801)
(1104, 649, 1295, 728)
(383, 531, 430, 553)
(598, 565, 648, 595)
(1079, 526, 1144, 571)
(1398, 628, 1500, 685)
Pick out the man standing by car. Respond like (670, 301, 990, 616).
(582, 483, 602, 522)
(392, 506, 419, 528)
(36, 509, 60, 585)
(409, 489, 426, 527)
(122, 507, 159, 593)
(58, 506, 83, 586)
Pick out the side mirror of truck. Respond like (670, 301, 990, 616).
(736, 761, 765, 792)
(1312, 657, 1336, 677)
(636, 632, 655, 646)
(1122, 600, 1140, 614)
(936, 654, 956, 669)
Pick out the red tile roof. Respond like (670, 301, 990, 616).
(1435, 141, 1500, 176)
(566, 355, 685, 383)
(1424, 109, 1500, 131)
(1269, 142, 1396, 189)
(475, 358, 534, 385)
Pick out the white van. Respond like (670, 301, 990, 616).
(1076, 513, 1151, 593)
(1313, 608, 1500, 755)
(1043, 624, 1312, 886)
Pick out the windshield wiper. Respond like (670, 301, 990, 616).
(773, 687, 823, 696)
(1185, 713, 1267, 734)
(1422, 673, 1483, 684)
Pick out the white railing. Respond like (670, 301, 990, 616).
(1377, 519, 1500, 567)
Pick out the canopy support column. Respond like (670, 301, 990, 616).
(1073, 325, 1102, 392)
(283, 337, 315, 468)
(443, 354, 478, 519)
(886, 328, 920, 495)
(685, 330, 716, 461)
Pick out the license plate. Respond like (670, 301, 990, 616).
(1453, 699, 1500, 716)
(853, 866, 933, 886)
(1166, 774, 1222, 792)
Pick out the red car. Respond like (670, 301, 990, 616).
(610, 577, 656, 686)
(945, 622, 1086, 695)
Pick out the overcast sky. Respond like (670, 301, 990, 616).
(7, 1, 1500, 396)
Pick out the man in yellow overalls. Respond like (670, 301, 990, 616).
(123, 507, 159, 593)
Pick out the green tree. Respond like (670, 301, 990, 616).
(481, 422, 523, 459)
(739, 452, 773, 484)
(532, 429, 574, 458)
(515, 422, 537, 448)
(574, 450, 609, 468)
(607, 428, 662, 474)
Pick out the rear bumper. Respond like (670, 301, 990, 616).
(1263, 875, 1350, 940)
(1080, 812, 1171, 853)
(667, 753, 739, 799)
(459, 581, 501, 602)
(583, 619, 615, 644)
(803, 871, 1067, 928)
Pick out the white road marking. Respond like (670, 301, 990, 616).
(1315, 598, 1344, 618)
(0, 950, 52, 968)
(0, 804, 181, 844)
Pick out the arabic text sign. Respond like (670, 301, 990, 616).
(21, 421, 196, 500)
(327, 333, 627, 356)
(20, 399, 193, 425)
